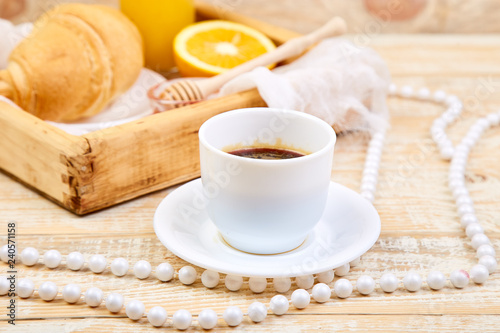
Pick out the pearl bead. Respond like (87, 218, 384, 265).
(62, 284, 81, 303)
(172, 309, 192, 330)
(334, 263, 350, 277)
(363, 168, 378, 178)
(361, 191, 375, 202)
(105, 293, 124, 313)
(350, 257, 361, 267)
(88, 254, 107, 274)
(247, 301, 267, 323)
(471, 233, 490, 249)
(316, 270, 334, 284)
(445, 94, 459, 106)
(486, 113, 500, 126)
(403, 272, 422, 292)
(201, 270, 220, 289)
(43, 249, 62, 269)
(291, 289, 311, 309)
(467, 132, 480, 143)
(198, 309, 217, 329)
(364, 161, 379, 171)
(295, 275, 314, 289)
(248, 277, 267, 293)
(442, 111, 456, 123)
(17, 278, 35, 298)
(450, 269, 469, 288)
(470, 264, 489, 284)
(367, 148, 382, 160)
(156, 263, 175, 282)
(369, 138, 383, 149)
(356, 275, 375, 295)
(461, 137, 475, 148)
(85, 287, 103, 307)
(66, 252, 85, 271)
(0, 276, 9, 295)
(373, 132, 385, 141)
(450, 166, 465, 177)
(312, 283, 331, 303)
(379, 273, 399, 293)
(417, 87, 430, 99)
(440, 146, 454, 160)
(361, 182, 376, 193)
(400, 85, 413, 97)
(453, 187, 468, 199)
(225, 275, 243, 291)
(269, 295, 289, 315)
(460, 214, 478, 228)
(133, 260, 152, 279)
(455, 195, 472, 206)
(0, 244, 9, 262)
(38, 281, 58, 301)
(362, 171, 378, 183)
(465, 223, 484, 239)
(431, 128, 445, 141)
(476, 244, 496, 258)
(433, 90, 446, 103)
(477, 118, 490, 129)
(223, 306, 243, 326)
(449, 179, 464, 191)
(178, 266, 197, 285)
(334, 278, 352, 298)
(363, 172, 378, 183)
(147, 306, 167, 327)
(479, 255, 497, 274)
(273, 277, 291, 293)
(426, 271, 446, 290)
(458, 204, 475, 217)
(126, 300, 145, 320)
(388, 83, 397, 95)
(110, 258, 129, 277)
(21, 247, 39, 266)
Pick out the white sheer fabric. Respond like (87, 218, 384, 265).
(217, 38, 391, 133)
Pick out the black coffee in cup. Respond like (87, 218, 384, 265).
(227, 147, 305, 160)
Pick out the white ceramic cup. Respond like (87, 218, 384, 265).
(198, 108, 336, 254)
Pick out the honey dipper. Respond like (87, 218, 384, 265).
(158, 17, 347, 107)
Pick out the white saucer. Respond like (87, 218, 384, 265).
(154, 179, 381, 277)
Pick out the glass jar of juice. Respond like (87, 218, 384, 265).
(120, 0, 195, 74)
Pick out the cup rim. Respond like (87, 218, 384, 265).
(199, 107, 336, 164)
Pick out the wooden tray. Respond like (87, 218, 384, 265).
(0, 1, 301, 215)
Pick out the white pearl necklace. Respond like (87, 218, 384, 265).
(0, 85, 498, 330)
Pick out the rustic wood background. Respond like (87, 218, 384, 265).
(1, 0, 500, 332)
(2, 0, 500, 33)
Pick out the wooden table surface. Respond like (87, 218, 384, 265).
(1, 4, 500, 333)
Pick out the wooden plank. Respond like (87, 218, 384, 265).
(2, 314, 500, 332)
(0, 101, 91, 210)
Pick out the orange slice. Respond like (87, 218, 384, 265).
(173, 20, 276, 77)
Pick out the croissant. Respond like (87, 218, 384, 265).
(0, 4, 143, 122)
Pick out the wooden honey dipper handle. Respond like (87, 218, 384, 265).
(194, 16, 347, 99)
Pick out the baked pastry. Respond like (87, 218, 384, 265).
(0, 4, 143, 122)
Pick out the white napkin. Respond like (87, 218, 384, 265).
(217, 38, 391, 133)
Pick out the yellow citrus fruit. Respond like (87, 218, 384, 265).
(173, 20, 276, 77)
